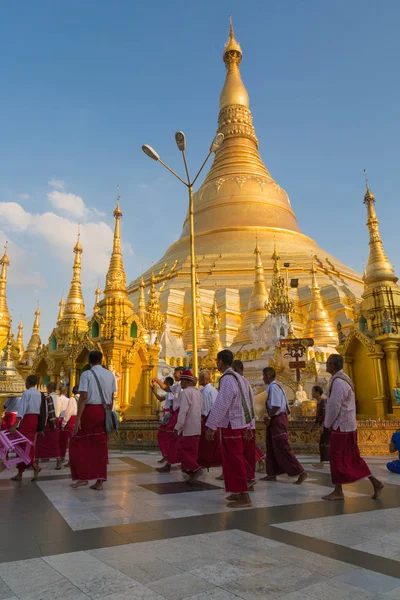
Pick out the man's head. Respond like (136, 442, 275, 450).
(263, 367, 276, 385)
(60, 385, 67, 396)
(174, 366, 184, 382)
(180, 369, 196, 389)
(164, 376, 174, 387)
(216, 349, 233, 374)
(47, 382, 57, 394)
(199, 369, 211, 386)
(326, 353, 344, 376)
(88, 350, 103, 366)
(25, 374, 38, 389)
(312, 385, 324, 400)
(232, 360, 244, 376)
(72, 385, 79, 395)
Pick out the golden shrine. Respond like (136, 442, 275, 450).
(0, 21, 399, 452)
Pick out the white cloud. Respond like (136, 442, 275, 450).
(0, 231, 46, 289)
(20, 193, 30, 200)
(48, 178, 65, 190)
(137, 183, 149, 190)
(48, 190, 88, 219)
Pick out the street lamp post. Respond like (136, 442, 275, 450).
(142, 132, 224, 377)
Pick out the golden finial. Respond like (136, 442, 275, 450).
(24, 303, 42, 356)
(0, 241, 10, 266)
(57, 293, 65, 323)
(16, 314, 24, 357)
(114, 184, 123, 219)
(104, 190, 127, 298)
(363, 169, 375, 204)
(304, 257, 337, 345)
(224, 15, 242, 57)
(74, 224, 83, 253)
(63, 229, 86, 324)
(220, 17, 249, 110)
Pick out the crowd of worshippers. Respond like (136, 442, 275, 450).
(1, 349, 393, 504)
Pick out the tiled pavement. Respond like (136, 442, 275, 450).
(0, 452, 400, 599)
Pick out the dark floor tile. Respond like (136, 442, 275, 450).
(112, 522, 154, 534)
(140, 481, 222, 495)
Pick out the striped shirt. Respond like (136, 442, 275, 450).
(324, 370, 357, 432)
(206, 368, 253, 430)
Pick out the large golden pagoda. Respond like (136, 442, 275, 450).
(129, 21, 363, 349)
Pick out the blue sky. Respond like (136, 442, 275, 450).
(1, 0, 399, 342)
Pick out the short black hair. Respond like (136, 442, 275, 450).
(89, 350, 103, 365)
(47, 381, 56, 392)
(174, 366, 184, 373)
(232, 359, 244, 374)
(60, 385, 67, 394)
(72, 385, 79, 394)
(313, 385, 324, 395)
(165, 376, 174, 386)
(263, 367, 276, 379)
(26, 374, 38, 387)
(217, 349, 234, 366)
(327, 354, 344, 370)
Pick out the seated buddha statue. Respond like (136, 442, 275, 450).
(294, 384, 308, 406)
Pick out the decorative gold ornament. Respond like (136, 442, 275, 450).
(267, 246, 293, 316)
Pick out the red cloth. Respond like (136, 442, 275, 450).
(157, 409, 172, 458)
(69, 405, 107, 482)
(243, 430, 256, 480)
(177, 434, 201, 473)
(17, 414, 38, 473)
(198, 415, 222, 468)
(266, 413, 304, 477)
(35, 419, 60, 460)
(329, 429, 371, 484)
(255, 444, 265, 462)
(166, 409, 180, 465)
(221, 425, 248, 494)
(1, 412, 17, 431)
(59, 416, 77, 459)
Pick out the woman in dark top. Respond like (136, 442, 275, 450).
(311, 385, 330, 469)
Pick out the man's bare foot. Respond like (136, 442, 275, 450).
(312, 462, 324, 469)
(294, 471, 308, 485)
(371, 479, 384, 499)
(260, 475, 277, 481)
(187, 468, 203, 485)
(322, 491, 345, 501)
(90, 480, 103, 491)
(226, 493, 239, 501)
(31, 467, 42, 482)
(64, 461, 70, 468)
(215, 474, 224, 481)
(156, 463, 171, 473)
(11, 473, 22, 481)
(55, 459, 64, 470)
(157, 456, 168, 464)
(70, 481, 88, 489)
(227, 492, 252, 508)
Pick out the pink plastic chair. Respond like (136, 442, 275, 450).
(0, 430, 33, 469)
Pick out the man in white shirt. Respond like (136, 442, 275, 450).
(69, 351, 116, 491)
(58, 385, 70, 419)
(59, 385, 79, 468)
(35, 382, 62, 471)
(10, 375, 42, 481)
(262, 367, 307, 485)
(174, 371, 203, 483)
(323, 354, 383, 501)
(153, 367, 184, 473)
(151, 376, 175, 463)
(198, 369, 222, 470)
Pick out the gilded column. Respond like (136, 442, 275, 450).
(381, 340, 400, 409)
(142, 367, 152, 416)
(367, 351, 388, 417)
(121, 364, 130, 409)
(343, 356, 354, 381)
(69, 366, 76, 391)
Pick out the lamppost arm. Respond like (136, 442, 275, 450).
(157, 158, 189, 187)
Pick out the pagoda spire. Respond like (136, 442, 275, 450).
(0, 242, 11, 339)
(248, 236, 268, 310)
(362, 172, 397, 287)
(138, 274, 146, 324)
(267, 245, 293, 316)
(219, 16, 249, 111)
(57, 294, 65, 324)
(25, 303, 41, 356)
(209, 293, 223, 353)
(63, 229, 86, 326)
(16, 316, 24, 357)
(144, 272, 164, 338)
(104, 186, 127, 299)
(93, 284, 101, 313)
(304, 258, 337, 346)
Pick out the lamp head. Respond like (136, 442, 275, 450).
(142, 145, 160, 161)
(175, 131, 186, 152)
(210, 132, 224, 153)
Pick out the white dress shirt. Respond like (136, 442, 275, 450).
(79, 365, 117, 405)
(324, 370, 357, 432)
(164, 391, 174, 411)
(201, 383, 218, 416)
(17, 388, 42, 419)
(62, 396, 78, 427)
(4, 396, 20, 414)
(50, 393, 62, 418)
(266, 381, 288, 416)
(170, 382, 182, 411)
(175, 387, 203, 436)
(59, 394, 70, 418)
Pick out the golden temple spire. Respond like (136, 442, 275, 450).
(16, 316, 24, 357)
(104, 186, 127, 299)
(220, 17, 249, 110)
(25, 303, 41, 356)
(63, 229, 87, 326)
(93, 284, 101, 313)
(57, 294, 64, 324)
(248, 236, 269, 310)
(0, 242, 11, 338)
(304, 257, 337, 346)
(138, 274, 146, 323)
(267, 245, 293, 315)
(362, 171, 397, 287)
(144, 272, 164, 336)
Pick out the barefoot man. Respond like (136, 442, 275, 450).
(261, 367, 308, 485)
(323, 354, 383, 501)
(174, 371, 203, 484)
(69, 350, 116, 491)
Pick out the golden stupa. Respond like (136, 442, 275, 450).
(129, 21, 363, 347)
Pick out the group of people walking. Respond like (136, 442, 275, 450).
(152, 351, 385, 505)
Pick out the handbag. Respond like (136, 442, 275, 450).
(90, 370, 119, 435)
(161, 411, 172, 426)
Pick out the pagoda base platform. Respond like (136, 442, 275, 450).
(109, 419, 400, 456)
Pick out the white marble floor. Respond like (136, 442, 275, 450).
(0, 530, 399, 600)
